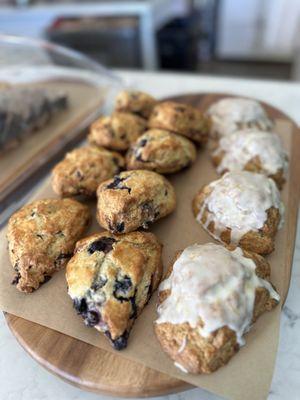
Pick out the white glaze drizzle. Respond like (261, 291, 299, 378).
(214, 129, 289, 176)
(156, 243, 280, 346)
(207, 97, 273, 137)
(197, 171, 284, 245)
(174, 362, 188, 373)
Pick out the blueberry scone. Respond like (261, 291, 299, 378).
(211, 129, 288, 189)
(148, 101, 210, 144)
(207, 97, 274, 138)
(88, 112, 146, 151)
(155, 243, 280, 374)
(192, 171, 284, 255)
(97, 170, 176, 233)
(51, 146, 124, 197)
(66, 231, 163, 350)
(126, 129, 197, 174)
(7, 198, 90, 293)
(115, 90, 157, 118)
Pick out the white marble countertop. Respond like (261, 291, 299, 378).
(1, 70, 300, 400)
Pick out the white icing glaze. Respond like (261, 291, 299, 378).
(214, 129, 289, 177)
(156, 243, 280, 345)
(207, 97, 274, 137)
(177, 336, 187, 354)
(174, 362, 188, 373)
(197, 171, 284, 245)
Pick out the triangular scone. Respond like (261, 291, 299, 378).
(155, 243, 280, 374)
(66, 231, 163, 350)
(7, 198, 90, 293)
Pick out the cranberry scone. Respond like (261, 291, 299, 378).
(97, 170, 176, 233)
(207, 97, 274, 138)
(192, 171, 284, 254)
(155, 243, 280, 374)
(7, 198, 90, 293)
(115, 90, 157, 118)
(126, 129, 197, 174)
(66, 231, 163, 350)
(211, 129, 288, 189)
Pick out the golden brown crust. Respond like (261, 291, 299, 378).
(66, 230, 163, 349)
(192, 184, 281, 255)
(125, 129, 197, 174)
(51, 146, 124, 197)
(115, 90, 157, 118)
(154, 248, 278, 374)
(7, 198, 90, 293)
(88, 112, 146, 151)
(148, 101, 210, 144)
(96, 170, 176, 233)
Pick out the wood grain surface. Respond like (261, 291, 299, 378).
(4, 93, 300, 398)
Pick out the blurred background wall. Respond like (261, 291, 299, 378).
(1, 0, 300, 80)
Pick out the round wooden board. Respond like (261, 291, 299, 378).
(4, 93, 300, 398)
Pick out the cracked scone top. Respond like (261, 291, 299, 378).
(155, 243, 280, 373)
(213, 129, 288, 186)
(207, 97, 273, 137)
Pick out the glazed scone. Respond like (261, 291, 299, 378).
(97, 170, 176, 233)
(66, 231, 163, 350)
(7, 198, 90, 293)
(155, 243, 280, 374)
(88, 112, 146, 151)
(126, 129, 197, 174)
(115, 90, 157, 118)
(207, 97, 274, 138)
(148, 101, 210, 144)
(192, 171, 284, 255)
(51, 146, 124, 197)
(211, 129, 288, 189)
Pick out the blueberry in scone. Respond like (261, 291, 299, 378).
(66, 231, 163, 350)
(88, 112, 146, 151)
(155, 243, 280, 374)
(126, 129, 197, 174)
(192, 171, 284, 254)
(148, 101, 210, 144)
(7, 198, 90, 293)
(115, 90, 157, 118)
(96, 170, 176, 233)
(51, 146, 124, 197)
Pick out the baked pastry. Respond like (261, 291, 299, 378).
(206, 97, 274, 138)
(115, 90, 157, 118)
(66, 231, 163, 350)
(7, 198, 90, 293)
(97, 170, 176, 233)
(51, 146, 124, 197)
(211, 129, 288, 189)
(148, 101, 210, 144)
(155, 243, 280, 374)
(88, 112, 146, 151)
(126, 129, 197, 174)
(192, 171, 284, 254)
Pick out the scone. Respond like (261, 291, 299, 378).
(97, 170, 176, 233)
(7, 198, 90, 293)
(192, 171, 284, 254)
(126, 129, 197, 174)
(148, 101, 210, 144)
(115, 90, 157, 118)
(66, 231, 163, 350)
(155, 243, 280, 374)
(51, 146, 124, 197)
(88, 112, 146, 151)
(207, 97, 274, 138)
(211, 129, 288, 189)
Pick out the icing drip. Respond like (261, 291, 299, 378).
(214, 129, 289, 176)
(207, 97, 273, 137)
(197, 171, 284, 245)
(156, 243, 280, 346)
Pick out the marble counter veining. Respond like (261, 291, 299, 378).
(1, 70, 300, 400)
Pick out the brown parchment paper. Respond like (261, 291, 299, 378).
(0, 119, 296, 400)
